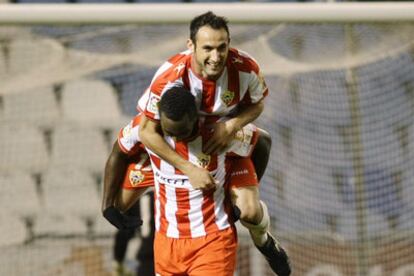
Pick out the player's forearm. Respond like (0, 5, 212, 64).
(139, 115, 195, 174)
(228, 100, 264, 132)
(102, 142, 129, 212)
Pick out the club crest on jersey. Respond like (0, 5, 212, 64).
(221, 90, 235, 106)
(196, 153, 211, 168)
(129, 170, 145, 186)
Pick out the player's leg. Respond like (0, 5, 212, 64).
(113, 201, 140, 276)
(136, 191, 155, 276)
(115, 187, 149, 213)
(229, 157, 291, 276)
(251, 128, 272, 181)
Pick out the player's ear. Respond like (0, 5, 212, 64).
(187, 38, 195, 52)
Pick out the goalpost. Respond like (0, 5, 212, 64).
(0, 3, 413, 276)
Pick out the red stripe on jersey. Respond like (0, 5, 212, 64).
(201, 80, 216, 113)
(230, 48, 260, 74)
(173, 141, 188, 175)
(158, 184, 168, 235)
(182, 58, 191, 89)
(168, 52, 189, 65)
(226, 61, 240, 107)
(149, 154, 161, 170)
(175, 188, 191, 237)
(201, 191, 219, 233)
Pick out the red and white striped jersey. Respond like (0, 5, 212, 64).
(148, 127, 234, 239)
(117, 114, 259, 239)
(137, 48, 268, 120)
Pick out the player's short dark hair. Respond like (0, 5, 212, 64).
(190, 11, 230, 45)
(159, 86, 197, 121)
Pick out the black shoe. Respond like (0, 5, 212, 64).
(255, 233, 291, 276)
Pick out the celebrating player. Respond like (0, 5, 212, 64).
(138, 11, 290, 275)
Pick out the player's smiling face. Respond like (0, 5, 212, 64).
(188, 26, 230, 81)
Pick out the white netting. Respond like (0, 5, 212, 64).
(0, 20, 414, 276)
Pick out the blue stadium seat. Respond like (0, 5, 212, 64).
(15, 0, 68, 3)
(336, 208, 390, 241)
(76, 0, 126, 2)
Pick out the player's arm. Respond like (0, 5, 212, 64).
(203, 99, 264, 154)
(102, 141, 142, 230)
(139, 114, 216, 190)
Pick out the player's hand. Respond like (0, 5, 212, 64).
(103, 206, 142, 230)
(186, 165, 217, 191)
(203, 121, 237, 155)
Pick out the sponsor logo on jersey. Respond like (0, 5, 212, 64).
(174, 62, 185, 75)
(147, 94, 160, 114)
(231, 169, 249, 177)
(129, 170, 145, 186)
(221, 90, 235, 106)
(122, 122, 133, 138)
(232, 57, 243, 64)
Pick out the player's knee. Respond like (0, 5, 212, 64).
(238, 201, 262, 225)
(257, 129, 272, 151)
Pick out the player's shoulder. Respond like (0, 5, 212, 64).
(150, 50, 191, 92)
(228, 48, 260, 73)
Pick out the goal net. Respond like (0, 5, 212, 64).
(0, 3, 413, 276)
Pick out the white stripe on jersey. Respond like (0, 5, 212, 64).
(159, 137, 176, 175)
(188, 190, 206, 238)
(150, 62, 173, 86)
(165, 184, 179, 238)
(188, 69, 204, 112)
(118, 120, 140, 152)
(212, 68, 228, 112)
(213, 154, 230, 230)
(240, 70, 265, 104)
(154, 179, 161, 232)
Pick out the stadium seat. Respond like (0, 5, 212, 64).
(271, 203, 331, 235)
(291, 125, 352, 168)
(61, 78, 129, 129)
(8, 38, 64, 76)
(93, 215, 117, 236)
(284, 165, 346, 217)
(0, 173, 41, 219)
(36, 168, 99, 236)
(15, 0, 68, 3)
(41, 168, 100, 219)
(77, 0, 126, 2)
(0, 123, 49, 174)
(50, 124, 108, 174)
(293, 71, 352, 127)
(360, 126, 403, 169)
(336, 208, 390, 241)
(0, 213, 28, 247)
(261, 76, 300, 126)
(1, 86, 60, 129)
(34, 215, 88, 237)
(357, 69, 411, 127)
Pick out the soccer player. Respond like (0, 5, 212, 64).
(138, 11, 290, 275)
(102, 129, 155, 276)
(151, 86, 255, 275)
